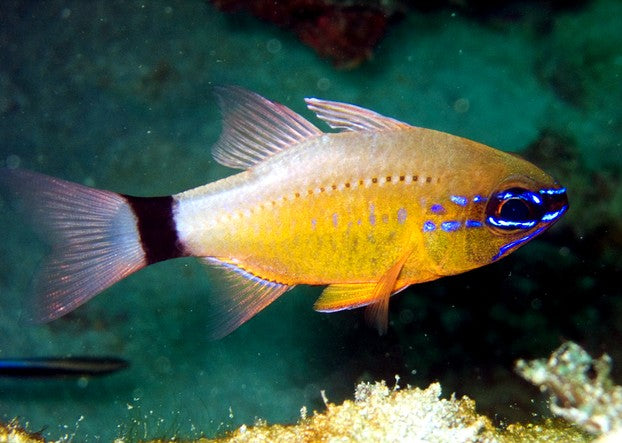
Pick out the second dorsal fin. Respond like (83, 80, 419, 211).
(305, 98, 411, 132)
(211, 86, 322, 170)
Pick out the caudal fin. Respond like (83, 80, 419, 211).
(1, 168, 147, 322)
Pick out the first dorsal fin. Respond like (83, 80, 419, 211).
(305, 98, 411, 132)
(211, 86, 322, 170)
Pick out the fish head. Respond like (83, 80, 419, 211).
(423, 152, 568, 275)
(480, 169, 568, 262)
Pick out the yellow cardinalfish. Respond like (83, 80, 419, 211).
(0, 87, 568, 338)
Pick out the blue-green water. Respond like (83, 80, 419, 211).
(0, 0, 620, 440)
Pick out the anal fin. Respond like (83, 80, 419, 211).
(202, 257, 292, 339)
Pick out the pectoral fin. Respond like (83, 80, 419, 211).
(364, 253, 411, 335)
(314, 251, 411, 335)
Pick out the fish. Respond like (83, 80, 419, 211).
(0, 356, 129, 378)
(0, 86, 568, 338)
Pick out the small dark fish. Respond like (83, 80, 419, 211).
(0, 356, 129, 378)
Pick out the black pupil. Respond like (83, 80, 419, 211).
(485, 187, 545, 230)
(499, 198, 532, 221)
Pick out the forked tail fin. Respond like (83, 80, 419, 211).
(0, 168, 149, 322)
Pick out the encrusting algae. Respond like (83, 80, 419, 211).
(209, 379, 492, 442)
(13, 341, 622, 442)
(1, 377, 591, 443)
(196, 378, 589, 443)
(0, 419, 44, 443)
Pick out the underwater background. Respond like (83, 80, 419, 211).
(0, 0, 620, 440)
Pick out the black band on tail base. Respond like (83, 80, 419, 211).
(125, 195, 184, 264)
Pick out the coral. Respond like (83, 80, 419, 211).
(210, 0, 393, 68)
(176, 378, 590, 442)
(135, 379, 588, 442)
(209, 0, 592, 68)
(1, 377, 594, 442)
(212, 379, 494, 442)
(516, 341, 622, 435)
(0, 419, 44, 443)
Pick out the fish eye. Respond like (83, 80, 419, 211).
(485, 187, 545, 231)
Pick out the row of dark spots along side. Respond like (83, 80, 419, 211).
(283, 173, 439, 230)
(210, 173, 438, 227)
(272, 173, 439, 207)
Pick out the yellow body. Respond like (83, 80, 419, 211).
(175, 127, 558, 313)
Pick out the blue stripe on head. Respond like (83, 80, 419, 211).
(465, 220, 482, 228)
(487, 216, 537, 229)
(441, 221, 461, 232)
(423, 221, 436, 232)
(450, 195, 468, 206)
(539, 187, 566, 195)
(538, 187, 568, 223)
(430, 204, 445, 214)
(542, 210, 562, 221)
(492, 226, 546, 261)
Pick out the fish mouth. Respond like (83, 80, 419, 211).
(538, 186, 568, 224)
